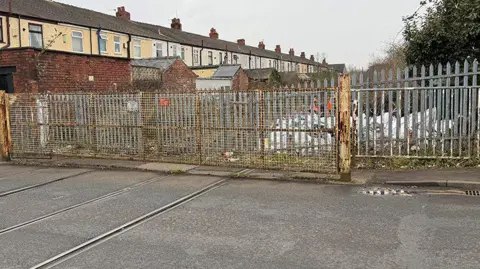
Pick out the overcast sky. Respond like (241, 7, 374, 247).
(57, 0, 421, 68)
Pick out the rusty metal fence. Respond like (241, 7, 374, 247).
(8, 88, 340, 173)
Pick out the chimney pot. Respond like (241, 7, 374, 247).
(289, 48, 295, 56)
(171, 18, 182, 31)
(237, 39, 245, 46)
(116, 6, 130, 20)
(300, 52, 306, 58)
(209, 28, 219, 39)
(275, 45, 281, 53)
(310, 55, 315, 61)
(258, 41, 265, 50)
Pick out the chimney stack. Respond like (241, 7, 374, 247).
(258, 41, 265, 50)
(237, 39, 245, 46)
(275, 45, 281, 53)
(300, 52, 306, 58)
(289, 48, 295, 56)
(310, 55, 315, 61)
(171, 18, 182, 31)
(116, 6, 130, 20)
(209, 28, 219, 39)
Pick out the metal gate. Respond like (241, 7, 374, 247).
(6, 84, 349, 175)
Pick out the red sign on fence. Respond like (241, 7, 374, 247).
(159, 98, 170, 107)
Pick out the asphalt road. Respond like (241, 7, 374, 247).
(0, 164, 479, 269)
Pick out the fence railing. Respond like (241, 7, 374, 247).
(350, 60, 480, 159)
(7, 88, 342, 174)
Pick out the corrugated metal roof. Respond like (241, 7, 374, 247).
(131, 57, 178, 71)
(212, 65, 241, 78)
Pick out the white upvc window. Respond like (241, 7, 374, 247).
(99, 34, 107, 53)
(72, 31, 83, 52)
(133, 40, 141, 58)
(172, 45, 177, 56)
(114, 36, 121, 54)
(208, 51, 213, 65)
(155, 42, 163, 58)
(193, 50, 199, 65)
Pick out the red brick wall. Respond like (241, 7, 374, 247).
(0, 48, 132, 93)
(232, 68, 249, 91)
(161, 59, 197, 92)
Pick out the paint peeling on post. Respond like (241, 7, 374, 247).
(0, 91, 12, 161)
(338, 74, 352, 181)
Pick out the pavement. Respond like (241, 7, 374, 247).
(8, 156, 480, 189)
(0, 164, 479, 269)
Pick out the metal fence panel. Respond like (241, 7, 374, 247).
(9, 88, 339, 173)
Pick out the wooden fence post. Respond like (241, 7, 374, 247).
(0, 91, 12, 161)
(338, 74, 351, 181)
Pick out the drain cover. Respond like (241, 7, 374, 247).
(465, 190, 480, 196)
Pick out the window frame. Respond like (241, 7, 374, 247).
(71, 30, 84, 53)
(181, 47, 185, 60)
(193, 50, 199, 64)
(172, 45, 177, 56)
(99, 34, 108, 53)
(28, 23, 44, 48)
(114, 36, 121, 54)
(208, 51, 213, 65)
(233, 55, 238, 64)
(133, 39, 142, 58)
(0, 18, 3, 43)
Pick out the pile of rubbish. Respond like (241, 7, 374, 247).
(265, 106, 459, 155)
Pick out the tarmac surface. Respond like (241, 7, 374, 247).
(0, 163, 479, 269)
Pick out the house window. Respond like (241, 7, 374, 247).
(155, 43, 163, 58)
(269, 60, 272, 68)
(193, 50, 199, 64)
(219, 52, 223, 64)
(29, 24, 43, 48)
(0, 18, 3, 43)
(71, 31, 83, 52)
(208, 51, 213, 65)
(99, 34, 107, 53)
(181, 47, 185, 60)
(114, 36, 121, 54)
(133, 40, 141, 58)
(233, 55, 238, 64)
(172, 45, 177, 56)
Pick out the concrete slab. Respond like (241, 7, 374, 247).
(0, 165, 45, 179)
(137, 162, 198, 172)
(55, 180, 480, 269)
(0, 175, 221, 269)
(0, 167, 92, 194)
(0, 170, 158, 230)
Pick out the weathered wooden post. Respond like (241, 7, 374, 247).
(0, 91, 12, 161)
(338, 74, 352, 181)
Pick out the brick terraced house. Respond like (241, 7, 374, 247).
(0, 0, 322, 92)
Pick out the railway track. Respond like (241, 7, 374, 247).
(0, 170, 93, 198)
(29, 178, 227, 269)
(0, 175, 171, 235)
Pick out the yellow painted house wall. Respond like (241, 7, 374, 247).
(130, 37, 153, 59)
(193, 68, 218, 78)
(90, 30, 129, 57)
(1, 16, 150, 59)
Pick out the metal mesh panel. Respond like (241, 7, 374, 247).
(9, 89, 338, 173)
